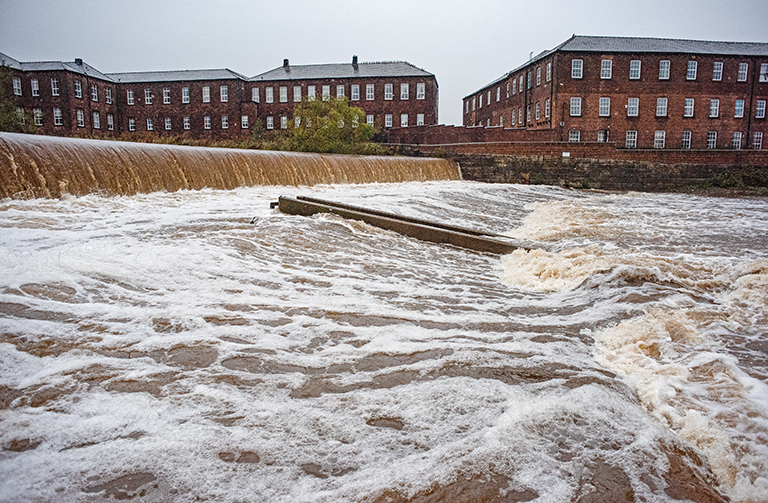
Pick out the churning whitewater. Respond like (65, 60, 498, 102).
(1, 182, 767, 502)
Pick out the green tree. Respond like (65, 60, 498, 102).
(0, 65, 37, 134)
(275, 96, 383, 155)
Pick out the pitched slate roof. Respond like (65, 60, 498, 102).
(0, 53, 115, 81)
(252, 61, 434, 81)
(106, 68, 249, 83)
(560, 35, 768, 56)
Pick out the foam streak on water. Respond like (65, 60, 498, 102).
(1, 183, 767, 502)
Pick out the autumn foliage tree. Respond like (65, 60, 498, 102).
(0, 65, 37, 134)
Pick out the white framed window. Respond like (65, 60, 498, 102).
(519, 75, 524, 92)
(545, 99, 550, 118)
(599, 97, 610, 116)
(681, 130, 692, 149)
(753, 132, 763, 150)
(571, 59, 583, 79)
(526, 105, 531, 123)
(280, 86, 288, 103)
(568, 130, 580, 142)
(366, 84, 374, 101)
(12, 77, 22, 95)
(294, 116, 301, 128)
(93, 112, 100, 129)
(712, 62, 723, 81)
(627, 97, 639, 116)
(266, 116, 273, 129)
(366, 114, 373, 126)
(499, 115, 503, 127)
(417, 82, 425, 100)
(31, 79, 39, 96)
(146, 117, 153, 131)
(145, 88, 153, 104)
(222, 115, 229, 129)
(659, 60, 670, 80)
(220, 86, 228, 102)
(74, 80, 82, 98)
(506, 82, 510, 98)
(510, 110, 515, 125)
(265, 87, 273, 103)
(756, 100, 766, 118)
(512, 79, 517, 95)
(401, 83, 409, 100)
(625, 130, 637, 148)
(707, 131, 717, 148)
(290, 86, 299, 102)
(687, 61, 697, 80)
(77, 109, 85, 127)
(105, 87, 112, 104)
(518, 107, 523, 124)
(597, 130, 609, 142)
(546, 62, 552, 82)
(16, 107, 24, 125)
(128, 118, 135, 131)
(536, 67, 541, 85)
(126, 89, 134, 105)
(684, 98, 695, 117)
(91, 85, 98, 102)
(709, 99, 720, 118)
(384, 83, 393, 100)
(107, 113, 114, 131)
(180, 87, 188, 103)
(526, 73, 531, 89)
(654, 130, 666, 148)
(322, 85, 330, 101)
(601, 60, 612, 79)
(385, 114, 393, 128)
(656, 97, 668, 117)
(337, 85, 345, 98)
(163, 88, 171, 104)
(165, 117, 171, 130)
(280, 116, 287, 129)
(734, 99, 745, 118)
(535, 102, 540, 120)
(251, 87, 259, 103)
(479, 94, 483, 108)
(570, 97, 581, 116)
(204, 116, 211, 129)
(51, 78, 59, 96)
(351, 85, 359, 101)
(471, 97, 475, 111)
(184, 116, 190, 130)
(400, 114, 408, 127)
(732, 132, 742, 149)
(307, 86, 315, 100)
(738, 63, 748, 82)
(497, 87, 501, 102)
(417, 113, 424, 126)
(33, 108, 42, 126)
(629, 60, 641, 80)
(54, 108, 63, 126)
(760, 63, 768, 82)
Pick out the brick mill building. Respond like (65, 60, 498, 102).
(1, 52, 439, 139)
(461, 35, 768, 150)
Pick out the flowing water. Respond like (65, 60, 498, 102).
(1, 172, 768, 500)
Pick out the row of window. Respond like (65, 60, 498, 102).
(468, 63, 553, 112)
(253, 82, 427, 104)
(12, 77, 115, 103)
(572, 59, 768, 82)
(126, 85, 229, 105)
(568, 97, 767, 119)
(566, 129, 763, 150)
(25, 107, 116, 129)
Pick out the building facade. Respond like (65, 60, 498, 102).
(2, 53, 438, 140)
(463, 36, 768, 150)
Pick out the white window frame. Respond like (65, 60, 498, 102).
(570, 97, 581, 116)
(681, 131, 692, 149)
(265, 87, 273, 103)
(417, 82, 425, 100)
(54, 108, 64, 126)
(77, 109, 85, 127)
(756, 100, 766, 118)
(280, 86, 288, 103)
(684, 98, 695, 117)
(512, 79, 517, 95)
(51, 78, 59, 96)
(31, 79, 39, 96)
(545, 99, 550, 118)
(713, 62, 723, 81)
(753, 132, 763, 150)
(105, 87, 112, 104)
(91, 85, 98, 102)
(12, 77, 22, 96)
(252, 87, 259, 103)
(627, 97, 639, 117)
(322, 85, 330, 101)
(307, 86, 315, 100)
(128, 118, 135, 131)
(280, 116, 287, 129)
(93, 111, 100, 129)
(526, 105, 531, 123)
(707, 131, 717, 148)
(184, 116, 190, 130)
(709, 99, 720, 118)
(107, 113, 114, 131)
(385, 114, 393, 128)
(760, 63, 768, 82)
(183, 87, 190, 103)
(738, 63, 748, 82)
(571, 59, 583, 79)
(401, 83, 409, 100)
(126, 89, 134, 105)
(203, 86, 211, 103)
(601, 60, 612, 79)
(146, 117, 153, 131)
(629, 60, 641, 80)
(597, 130, 609, 142)
(506, 82, 510, 98)
(568, 130, 580, 142)
(417, 113, 424, 126)
(732, 132, 742, 149)
(497, 87, 501, 102)
(656, 97, 668, 117)
(220, 86, 228, 103)
(165, 117, 171, 130)
(163, 88, 171, 104)
(734, 99, 745, 118)
(366, 114, 373, 126)
(74, 80, 82, 98)
(687, 61, 698, 80)
(400, 114, 408, 127)
(654, 130, 666, 149)
(33, 108, 42, 126)
(337, 85, 345, 98)
(536, 67, 541, 85)
(204, 116, 211, 130)
(599, 97, 610, 117)
(145, 88, 152, 104)
(222, 115, 229, 129)
(351, 84, 359, 101)
(366, 84, 374, 101)
(535, 102, 540, 120)
(659, 60, 670, 80)
(384, 84, 393, 100)
(546, 62, 552, 82)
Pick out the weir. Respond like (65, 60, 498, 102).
(0, 133, 460, 199)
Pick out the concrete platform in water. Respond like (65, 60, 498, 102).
(276, 196, 534, 255)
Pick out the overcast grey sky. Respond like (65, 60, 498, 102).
(2, 0, 767, 126)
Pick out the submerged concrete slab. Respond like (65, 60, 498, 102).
(277, 196, 533, 255)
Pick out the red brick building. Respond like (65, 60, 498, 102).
(463, 35, 768, 150)
(2, 53, 439, 140)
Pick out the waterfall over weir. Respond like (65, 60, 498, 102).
(0, 133, 460, 198)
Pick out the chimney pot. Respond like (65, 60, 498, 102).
(352, 55, 358, 65)
(283, 59, 289, 68)
(75, 58, 83, 66)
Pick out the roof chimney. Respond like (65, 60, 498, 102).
(352, 55, 358, 66)
(75, 58, 83, 66)
(283, 59, 289, 68)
